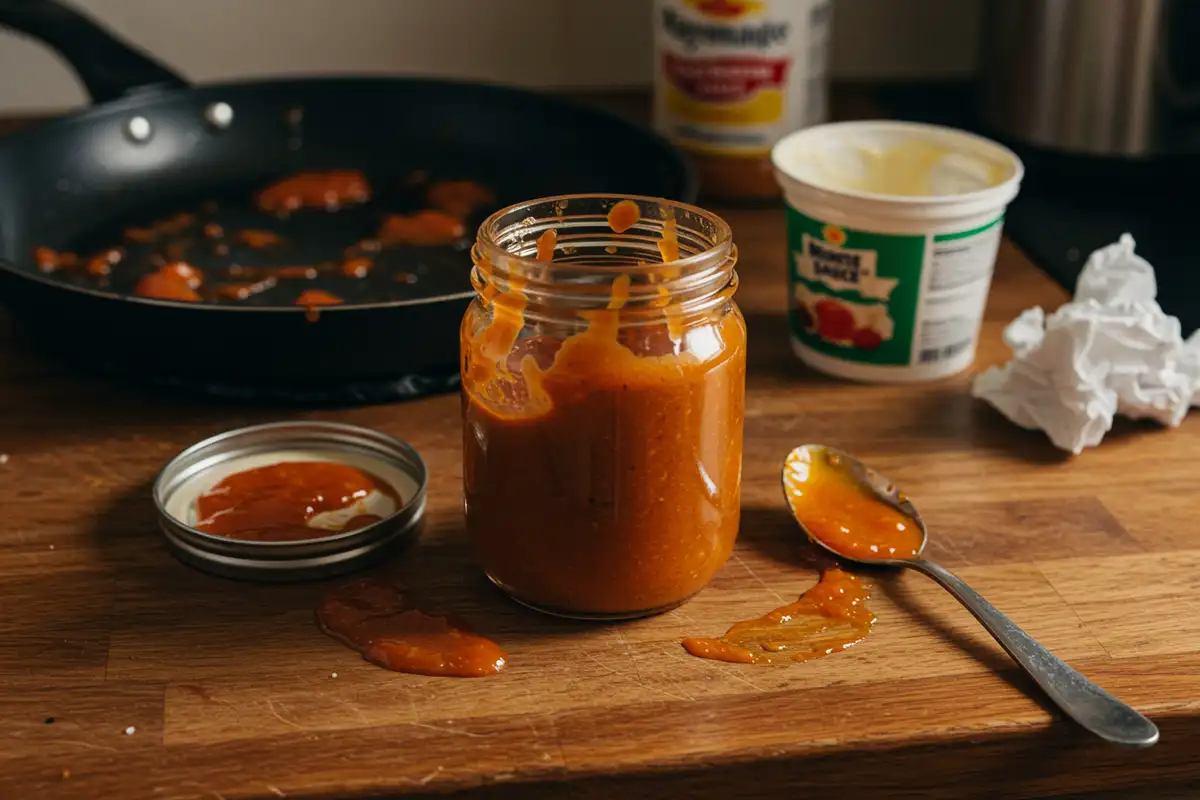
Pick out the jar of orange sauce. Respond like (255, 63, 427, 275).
(460, 194, 746, 619)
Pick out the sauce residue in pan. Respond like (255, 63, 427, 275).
(31, 169, 491, 307)
(256, 170, 371, 213)
(317, 577, 507, 678)
(133, 262, 204, 302)
(124, 212, 195, 243)
(194, 460, 398, 542)
(216, 278, 278, 301)
(378, 210, 466, 247)
(426, 180, 495, 218)
(682, 568, 875, 664)
(297, 288, 344, 322)
(236, 229, 285, 249)
(341, 258, 373, 278)
(33, 246, 79, 273)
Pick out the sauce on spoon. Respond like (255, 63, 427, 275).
(783, 445, 924, 561)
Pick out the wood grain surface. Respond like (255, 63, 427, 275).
(2, 99, 1199, 800)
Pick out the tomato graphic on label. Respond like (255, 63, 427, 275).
(814, 298, 856, 342)
(852, 328, 884, 350)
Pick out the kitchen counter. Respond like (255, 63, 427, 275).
(2, 102, 1200, 799)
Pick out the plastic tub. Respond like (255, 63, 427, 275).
(771, 120, 1024, 382)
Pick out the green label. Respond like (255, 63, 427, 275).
(786, 206, 926, 367)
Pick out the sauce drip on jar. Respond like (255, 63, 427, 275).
(316, 577, 507, 678)
(194, 461, 397, 542)
(682, 568, 874, 663)
(784, 447, 924, 561)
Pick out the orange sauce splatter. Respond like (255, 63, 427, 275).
(256, 170, 370, 213)
(236, 229, 284, 249)
(783, 447, 924, 561)
(426, 180, 495, 218)
(341, 257, 373, 278)
(683, 568, 875, 664)
(272, 266, 319, 280)
(317, 578, 507, 678)
(33, 246, 79, 273)
(377, 210, 465, 246)
(607, 199, 641, 234)
(124, 212, 194, 243)
(133, 262, 204, 301)
(216, 278, 277, 301)
(85, 248, 123, 277)
(297, 288, 343, 322)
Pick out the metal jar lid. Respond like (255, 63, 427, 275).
(152, 420, 427, 582)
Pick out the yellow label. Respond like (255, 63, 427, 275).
(653, 0, 832, 156)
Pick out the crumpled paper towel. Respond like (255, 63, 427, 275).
(972, 234, 1200, 454)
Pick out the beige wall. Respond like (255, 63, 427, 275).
(0, 0, 983, 113)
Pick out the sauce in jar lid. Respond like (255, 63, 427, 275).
(153, 421, 427, 581)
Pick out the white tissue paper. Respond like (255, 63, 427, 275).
(972, 234, 1200, 454)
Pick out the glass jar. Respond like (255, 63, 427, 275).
(460, 194, 746, 620)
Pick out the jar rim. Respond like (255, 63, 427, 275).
(475, 193, 734, 276)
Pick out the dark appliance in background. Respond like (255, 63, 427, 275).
(877, 0, 1200, 334)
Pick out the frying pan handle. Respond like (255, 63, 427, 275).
(0, 0, 188, 104)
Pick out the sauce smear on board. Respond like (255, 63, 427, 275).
(683, 568, 874, 664)
(317, 578, 507, 678)
(783, 447, 924, 561)
(194, 461, 397, 542)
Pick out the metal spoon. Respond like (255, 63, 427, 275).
(782, 444, 1159, 748)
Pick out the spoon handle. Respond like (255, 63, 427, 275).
(905, 558, 1159, 748)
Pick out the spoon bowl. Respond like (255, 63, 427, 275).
(781, 443, 1160, 749)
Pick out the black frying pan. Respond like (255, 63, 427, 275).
(0, 0, 695, 403)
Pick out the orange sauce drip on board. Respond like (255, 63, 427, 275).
(194, 461, 397, 542)
(256, 170, 370, 213)
(783, 448, 924, 561)
(133, 262, 204, 301)
(607, 199, 641, 234)
(426, 180, 496, 218)
(236, 229, 284, 249)
(462, 208, 746, 616)
(377, 210, 466, 246)
(683, 568, 875, 664)
(316, 578, 507, 678)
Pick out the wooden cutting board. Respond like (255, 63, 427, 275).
(2, 138, 1199, 799)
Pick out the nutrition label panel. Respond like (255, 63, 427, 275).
(914, 218, 1005, 365)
